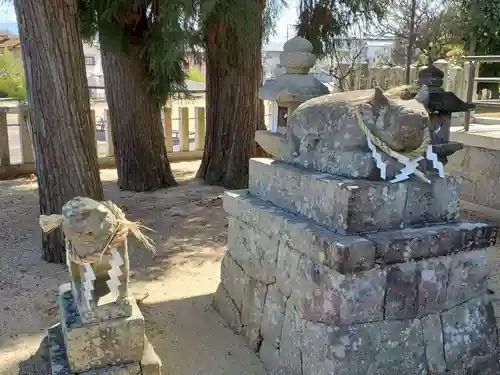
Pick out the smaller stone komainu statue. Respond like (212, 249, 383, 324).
(40, 197, 163, 374)
(39, 196, 155, 322)
(256, 85, 443, 183)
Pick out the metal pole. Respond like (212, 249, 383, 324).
(405, 0, 417, 84)
(464, 0, 478, 131)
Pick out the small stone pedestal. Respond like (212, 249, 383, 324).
(214, 158, 499, 375)
(48, 284, 161, 375)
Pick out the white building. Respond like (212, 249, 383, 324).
(364, 38, 394, 68)
(262, 42, 285, 80)
(263, 37, 396, 78)
(82, 42, 105, 100)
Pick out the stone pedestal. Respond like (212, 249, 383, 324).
(47, 284, 161, 375)
(214, 157, 499, 375)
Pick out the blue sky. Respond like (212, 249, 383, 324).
(0, 1, 297, 43)
(0, 3, 16, 22)
(273, 3, 298, 42)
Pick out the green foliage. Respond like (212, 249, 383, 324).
(416, 44, 466, 66)
(295, 0, 389, 57)
(444, 44, 466, 65)
(0, 48, 26, 101)
(201, 0, 286, 68)
(414, 3, 463, 61)
(456, 0, 500, 55)
(455, 0, 500, 92)
(187, 67, 205, 82)
(201, 0, 262, 60)
(78, 0, 199, 103)
(77, 0, 286, 102)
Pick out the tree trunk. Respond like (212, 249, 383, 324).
(196, 3, 266, 189)
(14, 0, 103, 263)
(100, 44, 177, 192)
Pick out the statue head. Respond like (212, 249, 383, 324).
(60, 197, 118, 259)
(358, 85, 429, 152)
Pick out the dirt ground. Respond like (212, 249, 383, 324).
(0, 161, 267, 375)
(479, 112, 500, 118)
(1, 160, 500, 375)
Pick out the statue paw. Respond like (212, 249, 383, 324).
(255, 130, 286, 157)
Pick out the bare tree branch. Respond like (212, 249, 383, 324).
(315, 36, 367, 91)
(369, 0, 462, 64)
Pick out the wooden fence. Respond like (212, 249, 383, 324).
(346, 59, 477, 103)
(0, 101, 275, 179)
(0, 104, 209, 179)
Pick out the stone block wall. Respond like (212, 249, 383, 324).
(214, 158, 500, 375)
(447, 139, 500, 213)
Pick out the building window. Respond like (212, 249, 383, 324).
(85, 56, 96, 65)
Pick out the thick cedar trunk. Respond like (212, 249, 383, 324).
(196, 3, 266, 189)
(100, 44, 177, 192)
(14, 0, 104, 263)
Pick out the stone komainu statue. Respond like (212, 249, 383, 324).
(40, 197, 163, 374)
(39, 196, 154, 321)
(256, 85, 434, 182)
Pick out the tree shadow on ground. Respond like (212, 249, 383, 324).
(100, 176, 228, 284)
(16, 336, 51, 375)
(0, 162, 229, 291)
(137, 294, 266, 375)
(13, 294, 266, 375)
(1, 162, 238, 375)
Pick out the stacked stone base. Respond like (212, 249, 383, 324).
(48, 283, 162, 375)
(214, 158, 500, 375)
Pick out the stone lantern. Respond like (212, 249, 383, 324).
(409, 60, 475, 169)
(259, 36, 329, 133)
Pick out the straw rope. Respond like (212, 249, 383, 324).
(354, 106, 431, 183)
(39, 200, 155, 264)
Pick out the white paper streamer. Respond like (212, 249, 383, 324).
(106, 248, 123, 302)
(426, 144, 444, 177)
(390, 156, 424, 183)
(366, 134, 387, 180)
(82, 262, 96, 309)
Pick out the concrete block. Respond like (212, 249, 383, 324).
(140, 336, 162, 375)
(48, 323, 142, 375)
(445, 249, 490, 309)
(59, 283, 144, 373)
(441, 296, 498, 371)
(227, 217, 279, 284)
(421, 314, 446, 373)
(404, 177, 463, 224)
(291, 256, 386, 325)
(248, 158, 408, 233)
(260, 284, 287, 346)
(365, 221, 497, 264)
(224, 190, 376, 273)
(248, 158, 465, 232)
(301, 319, 427, 375)
(212, 283, 242, 334)
(384, 262, 419, 320)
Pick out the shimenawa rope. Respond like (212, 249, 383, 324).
(39, 200, 155, 264)
(354, 106, 431, 184)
